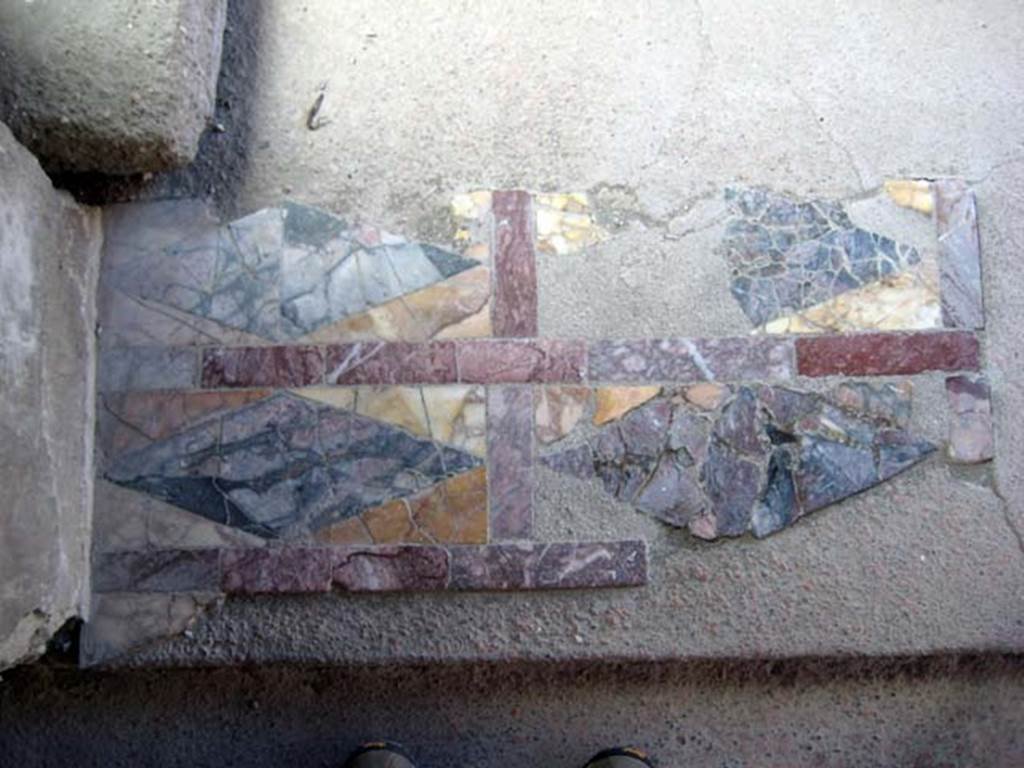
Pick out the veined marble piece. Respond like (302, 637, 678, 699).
(541, 384, 935, 540)
(593, 386, 661, 426)
(723, 187, 923, 327)
(757, 263, 941, 335)
(104, 392, 483, 539)
(332, 545, 450, 592)
(297, 266, 492, 344)
(103, 201, 479, 343)
(935, 179, 985, 329)
(535, 386, 591, 444)
(946, 375, 994, 463)
(296, 384, 486, 457)
(492, 190, 538, 337)
(315, 467, 487, 545)
(535, 192, 610, 256)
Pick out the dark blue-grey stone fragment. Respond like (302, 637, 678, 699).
(751, 448, 798, 538)
(722, 187, 922, 326)
(283, 201, 346, 247)
(422, 243, 480, 279)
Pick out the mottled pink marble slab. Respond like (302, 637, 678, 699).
(797, 331, 980, 377)
(492, 190, 538, 337)
(487, 386, 534, 540)
(324, 341, 458, 385)
(332, 545, 449, 592)
(458, 339, 586, 383)
(202, 346, 324, 388)
(588, 337, 795, 383)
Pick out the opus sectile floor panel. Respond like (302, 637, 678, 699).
(84, 181, 992, 664)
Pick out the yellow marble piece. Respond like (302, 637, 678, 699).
(294, 385, 486, 457)
(757, 264, 941, 335)
(451, 190, 492, 260)
(593, 386, 661, 426)
(884, 179, 935, 215)
(535, 192, 609, 255)
(298, 266, 491, 343)
(535, 386, 591, 444)
(683, 383, 728, 411)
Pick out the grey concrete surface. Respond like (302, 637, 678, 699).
(0, 0, 226, 174)
(1, 656, 1022, 767)
(86, 0, 1024, 668)
(0, 122, 102, 669)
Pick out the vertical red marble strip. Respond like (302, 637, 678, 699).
(492, 190, 538, 337)
(487, 386, 534, 540)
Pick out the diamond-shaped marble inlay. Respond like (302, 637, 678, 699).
(106, 202, 480, 342)
(541, 383, 935, 539)
(105, 391, 483, 538)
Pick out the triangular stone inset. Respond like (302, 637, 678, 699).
(541, 384, 935, 540)
(109, 202, 479, 341)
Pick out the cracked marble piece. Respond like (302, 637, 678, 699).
(104, 201, 479, 343)
(333, 545, 450, 592)
(541, 384, 935, 540)
(296, 385, 486, 458)
(593, 386, 661, 426)
(449, 541, 647, 590)
(98, 346, 198, 392)
(535, 192, 610, 256)
(202, 345, 324, 388)
(935, 180, 985, 329)
(946, 375, 994, 464)
(535, 386, 591, 444)
(315, 467, 488, 545)
(757, 264, 941, 334)
(459, 339, 587, 383)
(295, 266, 492, 344)
(492, 190, 538, 337)
(80, 591, 221, 667)
(722, 187, 923, 327)
(221, 547, 334, 593)
(104, 392, 483, 539)
(93, 549, 221, 593)
(326, 341, 458, 385)
(796, 331, 980, 377)
(588, 337, 794, 383)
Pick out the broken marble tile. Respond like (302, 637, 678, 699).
(98, 346, 199, 392)
(221, 547, 334, 593)
(542, 384, 935, 539)
(535, 386, 590, 444)
(488, 386, 534, 540)
(201, 345, 324, 388)
(93, 549, 221, 593)
(449, 541, 647, 591)
(296, 265, 492, 344)
(315, 467, 488, 545)
(332, 545, 450, 592)
(830, 381, 912, 429)
(492, 190, 538, 337)
(103, 201, 479, 343)
(99, 389, 272, 456)
(105, 392, 483, 539)
(796, 331, 980, 377)
(722, 187, 923, 327)
(587, 337, 794, 383)
(458, 339, 587, 383)
(325, 341, 458, 385)
(934, 179, 985, 330)
(757, 263, 941, 335)
(535, 192, 610, 256)
(80, 591, 221, 667)
(946, 375, 994, 463)
(884, 179, 935, 215)
(593, 386, 661, 426)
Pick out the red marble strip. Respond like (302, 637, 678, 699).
(221, 547, 333, 594)
(449, 541, 648, 591)
(492, 190, 538, 337)
(324, 341, 457, 385)
(201, 346, 324, 388)
(487, 386, 534, 540)
(457, 339, 586, 383)
(588, 337, 795, 383)
(796, 331, 980, 377)
(332, 545, 449, 592)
